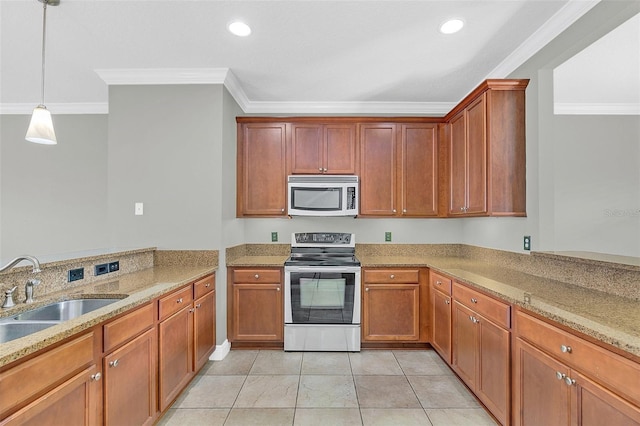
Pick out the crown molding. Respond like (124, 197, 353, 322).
(554, 103, 640, 115)
(486, 0, 600, 78)
(0, 103, 108, 115)
(241, 101, 456, 115)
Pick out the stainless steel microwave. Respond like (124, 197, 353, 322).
(287, 175, 359, 217)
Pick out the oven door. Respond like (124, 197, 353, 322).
(284, 266, 361, 325)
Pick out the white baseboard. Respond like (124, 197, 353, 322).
(209, 339, 231, 361)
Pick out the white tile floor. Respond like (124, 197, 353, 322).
(157, 349, 498, 426)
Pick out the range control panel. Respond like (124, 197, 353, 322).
(292, 232, 354, 246)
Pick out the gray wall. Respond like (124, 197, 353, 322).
(0, 114, 109, 262)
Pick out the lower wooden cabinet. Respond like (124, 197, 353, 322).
(514, 310, 640, 426)
(430, 271, 453, 363)
(362, 268, 428, 343)
(104, 328, 156, 426)
(194, 289, 216, 371)
(451, 282, 510, 426)
(228, 268, 283, 344)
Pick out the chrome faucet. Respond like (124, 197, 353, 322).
(0, 255, 42, 274)
(0, 255, 42, 305)
(2, 286, 17, 309)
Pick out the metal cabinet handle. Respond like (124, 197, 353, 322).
(564, 376, 576, 386)
(189, 308, 195, 313)
(196, 303, 202, 309)
(205, 283, 210, 288)
(469, 315, 474, 321)
(436, 280, 442, 285)
(281, 208, 285, 213)
(365, 288, 369, 292)
(323, 168, 328, 172)
(471, 298, 478, 304)
(276, 287, 280, 291)
(109, 359, 119, 368)
(91, 372, 101, 381)
(177, 298, 183, 304)
(319, 167, 323, 172)
(556, 371, 566, 380)
(390, 274, 395, 279)
(254, 274, 260, 279)
(560, 345, 572, 354)
(445, 299, 450, 305)
(403, 209, 407, 213)
(392, 209, 397, 213)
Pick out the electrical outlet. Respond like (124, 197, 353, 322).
(108, 261, 119, 272)
(523, 235, 531, 251)
(385, 231, 392, 242)
(271, 231, 278, 242)
(68, 268, 84, 282)
(95, 263, 109, 276)
(135, 202, 144, 216)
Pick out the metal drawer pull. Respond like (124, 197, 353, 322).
(445, 299, 450, 305)
(390, 274, 395, 279)
(365, 288, 369, 292)
(177, 298, 183, 304)
(254, 274, 259, 279)
(196, 303, 202, 308)
(436, 280, 442, 285)
(564, 376, 576, 386)
(91, 372, 101, 381)
(560, 345, 572, 353)
(471, 298, 478, 303)
(109, 359, 119, 368)
(556, 371, 566, 380)
(469, 315, 474, 322)
(205, 283, 210, 288)
(276, 287, 280, 291)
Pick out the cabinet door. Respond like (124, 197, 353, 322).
(290, 124, 323, 174)
(238, 123, 287, 216)
(324, 124, 356, 174)
(359, 123, 397, 216)
(362, 283, 420, 341)
(232, 283, 283, 341)
(0, 365, 101, 426)
(449, 112, 467, 215)
(401, 124, 438, 216)
(573, 371, 640, 426)
(104, 328, 157, 426)
(194, 291, 216, 371)
(476, 314, 510, 426)
(513, 338, 571, 426)
(465, 95, 488, 214)
(451, 301, 478, 389)
(431, 287, 452, 363)
(158, 306, 194, 411)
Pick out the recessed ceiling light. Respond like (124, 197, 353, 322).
(228, 21, 251, 37)
(440, 19, 464, 35)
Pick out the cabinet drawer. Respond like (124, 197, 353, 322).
(0, 331, 95, 417)
(158, 285, 193, 321)
(430, 271, 452, 295)
(516, 310, 640, 406)
(194, 274, 215, 299)
(364, 269, 419, 283)
(104, 302, 155, 352)
(233, 269, 281, 283)
(453, 282, 510, 328)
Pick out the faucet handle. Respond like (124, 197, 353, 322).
(6, 286, 17, 294)
(2, 286, 17, 309)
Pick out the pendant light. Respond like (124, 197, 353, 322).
(25, 0, 60, 145)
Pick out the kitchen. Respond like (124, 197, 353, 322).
(0, 0, 639, 425)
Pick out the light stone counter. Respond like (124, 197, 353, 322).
(0, 265, 216, 368)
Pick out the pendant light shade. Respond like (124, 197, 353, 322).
(26, 105, 57, 144)
(25, 0, 59, 145)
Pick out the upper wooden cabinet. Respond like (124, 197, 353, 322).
(359, 122, 439, 217)
(445, 79, 528, 217)
(290, 123, 356, 174)
(237, 121, 288, 217)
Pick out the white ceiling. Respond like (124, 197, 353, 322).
(0, 0, 604, 115)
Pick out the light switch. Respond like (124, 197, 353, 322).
(135, 202, 144, 216)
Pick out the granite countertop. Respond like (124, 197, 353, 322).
(226, 255, 289, 267)
(358, 255, 640, 359)
(0, 265, 216, 368)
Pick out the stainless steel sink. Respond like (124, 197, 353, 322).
(0, 321, 60, 343)
(11, 298, 123, 321)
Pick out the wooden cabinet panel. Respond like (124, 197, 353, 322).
(231, 283, 283, 341)
(359, 123, 397, 216)
(237, 122, 287, 216)
(291, 124, 323, 174)
(103, 302, 155, 352)
(453, 282, 510, 329)
(430, 270, 452, 296)
(452, 301, 478, 388)
(513, 338, 571, 426)
(400, 123, 438, 216)
(158, 305, 193, 411)
(0, 365, 101, 426)
(0, 332, 95, 418)
(362, 283, 420, 341)
(449, 111, 467, 215)
(363, 269, 419, 283)
(158, 286, 193, 321)
(574, 371, 640, 426)
(431, 284, 452, 364)
(104, 328, 156, 426)
(193, 274, 215, 299)
(290, 123, 356, 174)
(194, 290, 216, 371)
(465, 95, 488, 214)
(233, 269, 282, 284)
(324, 124, 357, 174)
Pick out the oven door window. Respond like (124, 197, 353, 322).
(289, 272, 355, 324)
(291, 187, 342, 211)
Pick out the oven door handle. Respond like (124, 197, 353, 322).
(285, 265, 361, 273)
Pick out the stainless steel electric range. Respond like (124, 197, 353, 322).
(284, 232, 361, 352)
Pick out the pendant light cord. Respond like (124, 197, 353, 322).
(40, 0, 48, 105)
